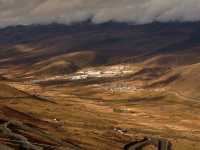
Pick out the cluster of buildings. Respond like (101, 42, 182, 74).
(31, 64, 137, 83)
(69, 64, 135, 81)
(105, 82, 138, 93)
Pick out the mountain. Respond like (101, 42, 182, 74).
(1, 21, 200, 96)
(0, 21, 200, 70)
(0, 21, 200, 150)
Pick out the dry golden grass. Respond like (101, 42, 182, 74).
(0, 78, 199, 149)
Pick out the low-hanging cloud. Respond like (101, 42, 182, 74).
(0, 0, 200, 27)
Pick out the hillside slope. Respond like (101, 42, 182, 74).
(0, 22, 200, 149)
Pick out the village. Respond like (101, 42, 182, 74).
(30, 64, 166, 94)
(70, 64, 137, 80)
(32, 64, 138, 83)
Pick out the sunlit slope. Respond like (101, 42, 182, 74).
(139, 51, 200, 100)
(0, 83, 28, 98)
(169, 63, 200, 98)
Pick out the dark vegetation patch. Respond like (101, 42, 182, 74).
(131, 67, 171, 81)
(147, 74, 181, 88)
(106, 96, 166, 105)
(39, 76, 122, 87)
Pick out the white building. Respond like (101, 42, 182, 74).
(87, 71, 102, 77)
(122, 70, 133, 74)
(71, 75, 88, 80)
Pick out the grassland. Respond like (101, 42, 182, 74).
(0, 22, 200, 149)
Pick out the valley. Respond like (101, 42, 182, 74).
(0, 22, 200, 150)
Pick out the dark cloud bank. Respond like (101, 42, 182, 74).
(0, 0, 200, 27)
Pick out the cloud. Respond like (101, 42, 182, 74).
(0, 0, 200, 27)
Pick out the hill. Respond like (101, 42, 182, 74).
(0, 21, 200, 149)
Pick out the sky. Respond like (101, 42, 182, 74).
(0, 0, 200, 27)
